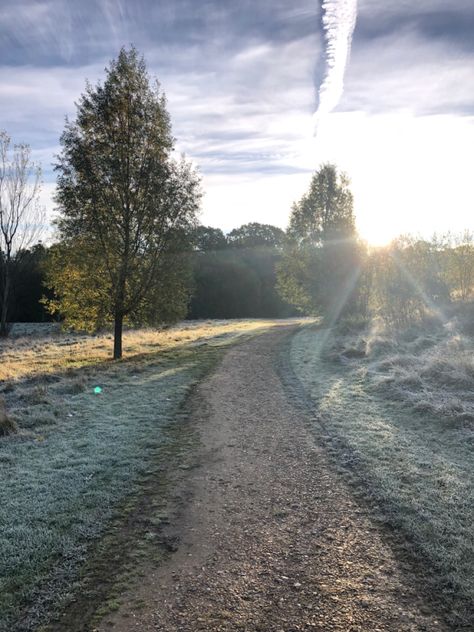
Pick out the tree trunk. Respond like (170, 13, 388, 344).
(0, 266, 10, 337)
(113, 312, 123, 360)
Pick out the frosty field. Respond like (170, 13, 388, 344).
(289, 322, 474, 628)
(0, 319, 298, 631)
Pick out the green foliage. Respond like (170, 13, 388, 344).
(49, 47, 200, 355)
(15, 221, 297, 322)
(187, 222, 294, 319)
(277, 242, 320, 314)
(227, 222, 286, 249)
(0, 244, 52, 323)
(43, 239, 114, 332)
(278, 163, 364, 320)
(192, 225, 227, 252)
(189, 247, 295, 319)
(288, 163, 355, 245)
(136, 233, 193, 325)
(44, 235, 192, 332)
(444, 231, 474, 300)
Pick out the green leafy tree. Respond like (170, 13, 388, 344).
(228, 222, 286, 249)
(192, 225, 228, 252)
(287, 163, 355, 245)
(189, 223, 292, 319)
(7, 243, 52, 322)
(277, 163, 363, 320)
(49, 47, 201, 358)
(189, 253, 261, 318)
(189, 246, 295, 319)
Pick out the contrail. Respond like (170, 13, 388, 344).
(314, 0, 358, 132)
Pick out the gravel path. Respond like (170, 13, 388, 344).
(99, 327, 447, 632)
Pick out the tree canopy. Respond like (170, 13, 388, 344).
(228, 222, 286, 249)
(47, 47, 201, 357)
(277, 163, 364, 320)
(192, 225, 227, 252)
(288, 163, 355, 245)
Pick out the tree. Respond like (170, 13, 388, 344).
(192, 225, 228, 251)
(188, 246, 295, 320)
(0, 132, 44, 336)
(277, 163, 363, 320)
(5, 243, 52, 322)
(228, 222, 286, 249)
(287, 163, 355, 246)
(189, 253, 262, 319)
(50, 47, 201, 358)
(188, 223, 293, 319)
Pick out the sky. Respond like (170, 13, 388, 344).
(0, 0, 473, 244)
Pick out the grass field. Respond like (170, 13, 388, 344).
(0, 319, 301, 631)
(290, 318, 474, 628)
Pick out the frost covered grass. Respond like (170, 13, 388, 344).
(0, 319, 298, 435)
(325, 313, 474, 428)
(291, 321, 474, 628)
(0, 319, 299, 630)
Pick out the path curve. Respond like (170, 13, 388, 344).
(99, 327, 446, 632)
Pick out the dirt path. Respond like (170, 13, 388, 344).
(98, 327, 446, 632)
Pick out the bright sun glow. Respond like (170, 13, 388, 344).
(201, 111, 474, 245)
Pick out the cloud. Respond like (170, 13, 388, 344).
(0, 0, 318, 66)
(0, 25, 319, 218)
(1, 0, 474, 242)
(341, 28, 474, 116)
(356, 0, 474, 50)
(202, 171, 311, 231)
(314, 0, 358, 127)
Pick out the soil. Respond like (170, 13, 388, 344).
(96, 326, 447, 632)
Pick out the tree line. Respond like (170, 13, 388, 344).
(1, 222, 295, 327)
(2, 46, 473, 358)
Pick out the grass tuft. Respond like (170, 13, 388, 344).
(0, 397, 17, 436)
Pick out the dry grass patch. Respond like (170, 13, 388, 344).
(0, 319, 300, 384)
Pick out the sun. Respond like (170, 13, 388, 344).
(357, 219, 393, 247)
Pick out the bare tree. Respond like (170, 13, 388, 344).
(0, 131, 44, 336)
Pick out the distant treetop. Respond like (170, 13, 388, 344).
(288, 163, 355, 246)
(192, 226, 228, 252)
(227, 222, 286, 249)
